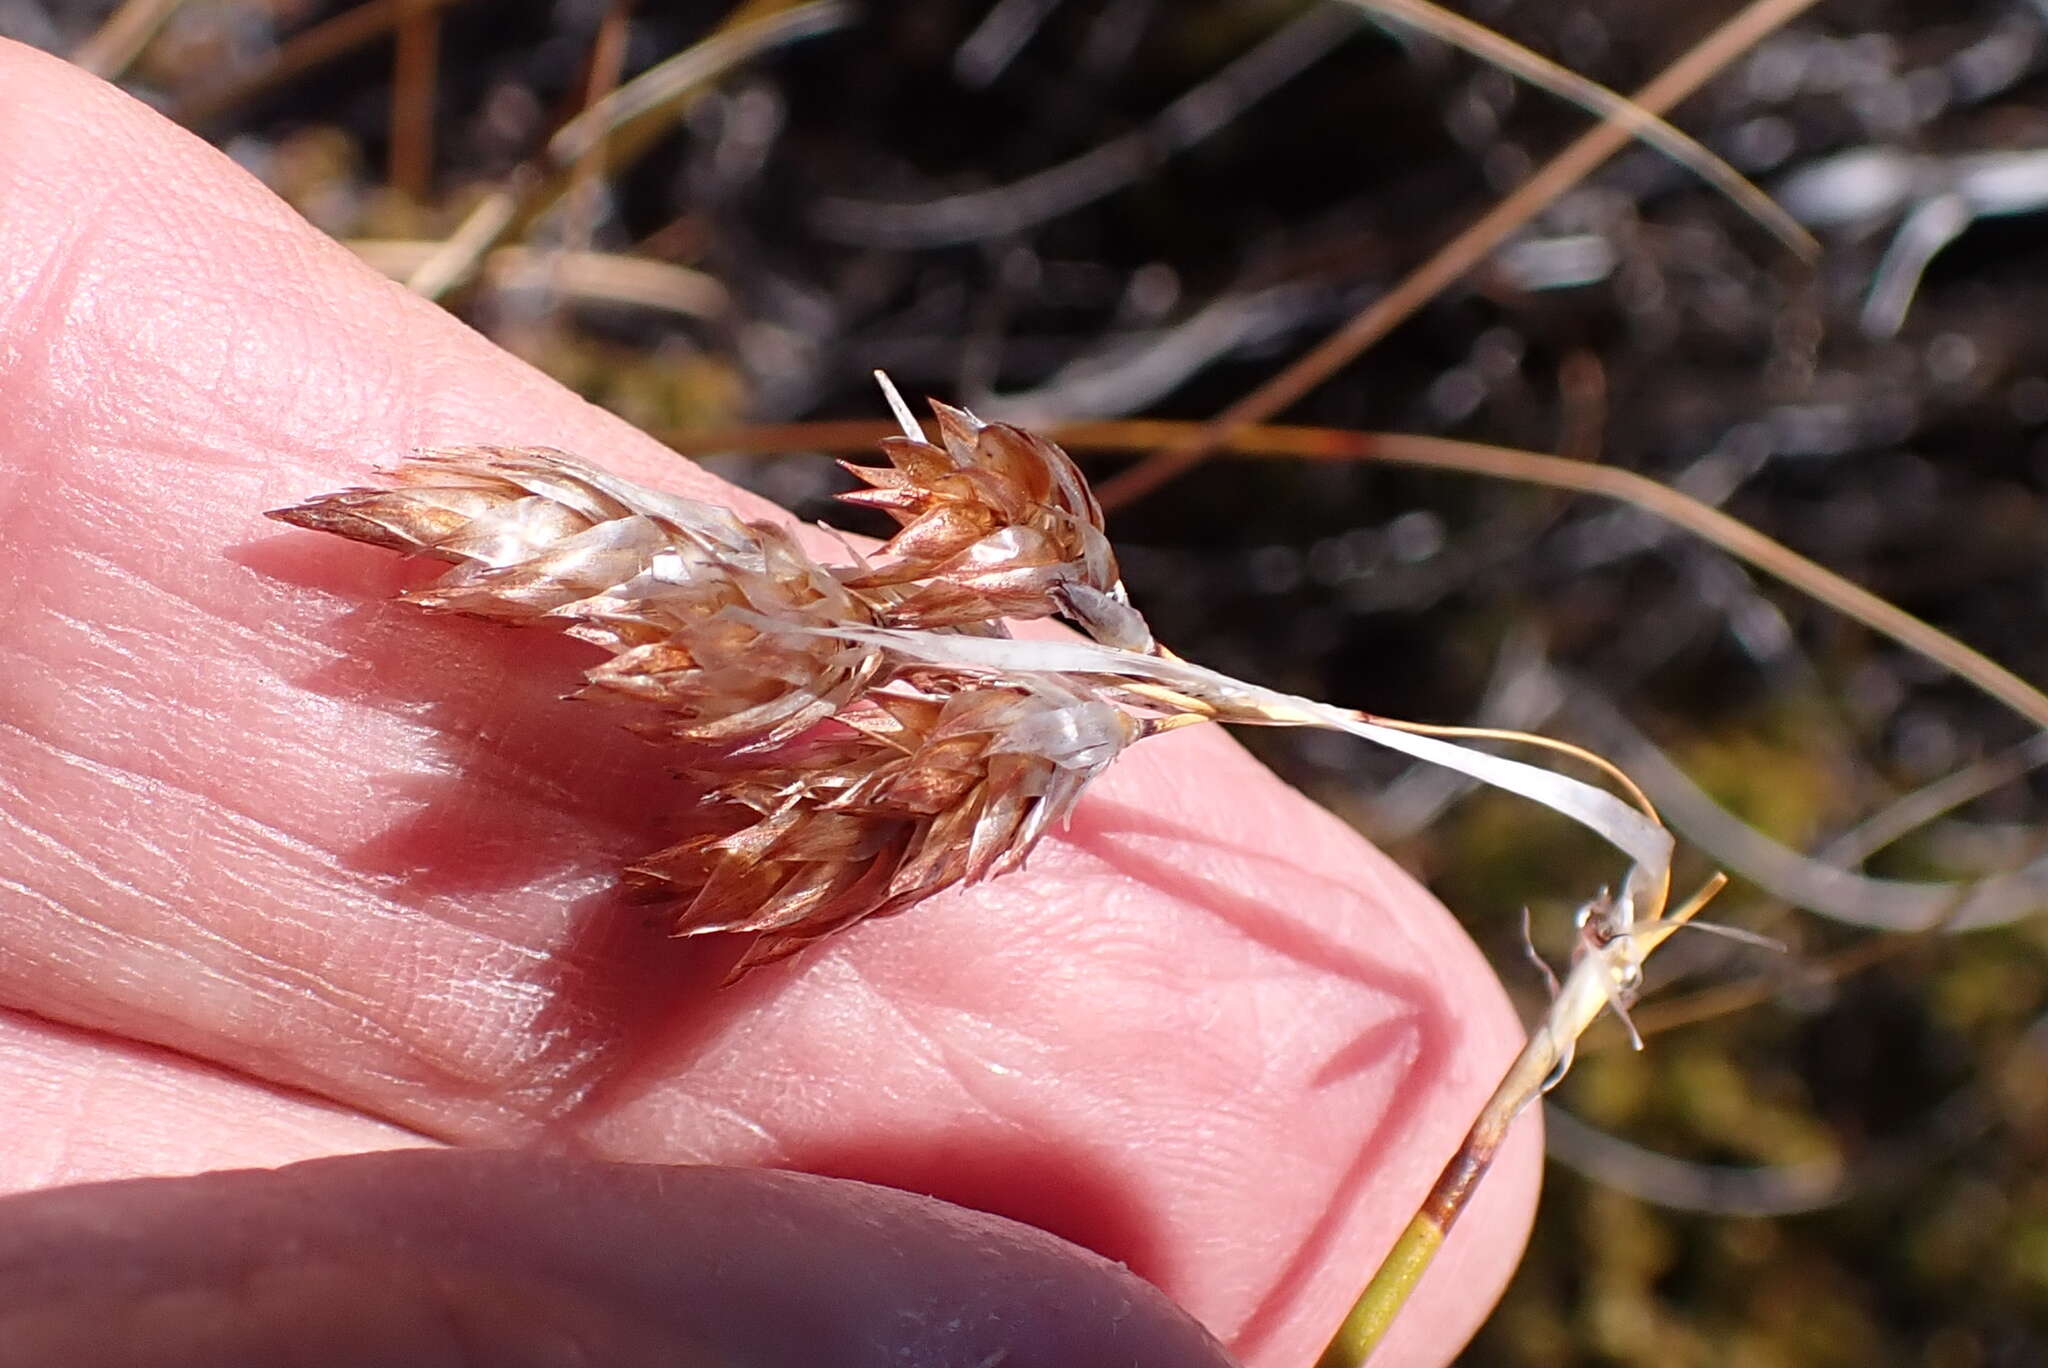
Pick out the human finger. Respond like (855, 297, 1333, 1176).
(0, 40, 1537, 1366)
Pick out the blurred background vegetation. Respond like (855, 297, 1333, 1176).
(8, 0, 2046, 1363)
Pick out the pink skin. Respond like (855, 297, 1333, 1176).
(0, 39, 1539, 1368)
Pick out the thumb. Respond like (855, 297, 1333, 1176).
(0, 1149, 1236, 1368)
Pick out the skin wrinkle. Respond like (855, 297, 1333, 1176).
(1049, 812, 1468, 1350)
(0, 747, 185, 922)
(57, 930, 401, 1094)
(1129, 788, 1429, 939)
(10, 588, 661, 977)
(41, 574, 385, 753)
(66, 545, 345, 662)
(0, 205, 105, 427)
(904, 1025, 1061, 1147)
(842, 960, 967, 1087)
(26, 536, 286, 674)
(36, 607, 160, 682)
(11, 637, 706, 1137)
(0, 1009, 430, 1187)
(79, 228, 397, 467)
(0, 779, 513, 1121)
(258, 608, 701, 869)
(121, 284, 259, 435)
(930, 1015, 1060, 1107)
(1230, 1016, 1433, 1359)
(674, 1100, 781, 1154)
(0, 879, 73, 926)
(1, 717, 383, 960)
(402, 974, 557, 1067)
(816, 867, 1418, 1336)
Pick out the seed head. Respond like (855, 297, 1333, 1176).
(627, 678, 1144, 975)
(269, 446, 883, 747)
(267, 423, 1159, 976)
(836, 400, 1154, 651)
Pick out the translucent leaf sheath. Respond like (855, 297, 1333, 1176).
(269, 396, 1669, 975)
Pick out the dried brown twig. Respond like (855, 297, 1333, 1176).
(388, 0, 442, 201)
(1098, 0, 1825, 510)
(1342, 0, 1814, 260)
(404, 0, 850, 300)
(172, 0, 479, 129)
(68, 0, 188, 79)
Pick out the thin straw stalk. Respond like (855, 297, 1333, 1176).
(1341, 0, 1813, 260)
(68, 0, 187, 78)
(1096, 0, 1826, 509)
(405, 0, 850, 299)
(173, 0, 477, 128)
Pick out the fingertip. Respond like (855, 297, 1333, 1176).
(0, 1150, 1238, 1368)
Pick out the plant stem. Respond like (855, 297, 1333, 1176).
(1315, 1216, 1443, 1367)
(1314, 875, 1726, 1366)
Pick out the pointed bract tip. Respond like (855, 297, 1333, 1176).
(873, 370, 925, 444)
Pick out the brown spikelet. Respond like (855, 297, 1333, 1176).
(626, 678, 1143, 976)
(269, 446, 883, 747)
(836, 401, 1154, 651)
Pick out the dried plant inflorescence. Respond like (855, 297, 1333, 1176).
(275, 444, 885, 747)
(270, 377, 1677, 978)
(624, 679, 1143, 974)
(268, 380, 1175, 971)
(840, 397, 1153, 651)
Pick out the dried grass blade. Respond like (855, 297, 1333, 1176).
(69, 0, 187, 78)
(812, 5, 1361, 247)
(546, 0, 853, 167)
(173, 0, 478, 128)
(680, 413, 2040, 738)
(406, 0, 852, 298)
(1342, 0, 1814, 260)
(1097, 0, 1827, 511)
